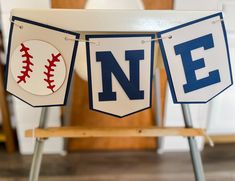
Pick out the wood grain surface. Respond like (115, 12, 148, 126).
(51, 0, 86, 9)
(25, 127, 204, 138)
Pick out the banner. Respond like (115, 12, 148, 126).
(85, 34, 155, 117)
(5, 12, 233, 117)
(5, 16, 79, 106)
(158, 12, 232, 103)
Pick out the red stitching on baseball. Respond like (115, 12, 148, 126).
(17, 43, 34, 84)
(44, 53, 61, 92)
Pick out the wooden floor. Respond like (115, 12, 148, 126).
(0, 143, 235, 181)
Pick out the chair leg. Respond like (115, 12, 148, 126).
(29, 107, 48, 181)
(181, 104, 205, 181)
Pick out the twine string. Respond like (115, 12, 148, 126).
(64, 36, 100, 45)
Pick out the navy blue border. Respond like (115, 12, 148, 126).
(157, 12, 233, 104)
(5, 16, 80, 107)
(85, 34, 155, 118)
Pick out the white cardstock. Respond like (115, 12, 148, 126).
(86, 35, 154, 117)
(6, 17, 79, 106)
(158, 13, 232, 103)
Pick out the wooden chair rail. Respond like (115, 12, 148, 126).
(25, 126, 204, 138)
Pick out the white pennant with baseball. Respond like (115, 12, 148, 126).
(6, 16, 80, 106)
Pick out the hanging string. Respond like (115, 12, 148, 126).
(203, 131, 214, 147)
(142, 35, 172, 44)
(8, 18, 99, 45)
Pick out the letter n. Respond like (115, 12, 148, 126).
(96, 50, 144, 101)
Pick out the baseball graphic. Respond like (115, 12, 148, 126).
(10, 40, 66, 96)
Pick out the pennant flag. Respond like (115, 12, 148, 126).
(158, 12, 233, 103)
(5, 16, 80, 106)
(86, 34, 155, 117)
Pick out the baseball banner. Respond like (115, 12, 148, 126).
(5, 12, 233, 117)
(85, 34, 155, 117)
(158, 12, 233, 103)
(5, 16, 79, 106)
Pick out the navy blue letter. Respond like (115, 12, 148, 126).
(174, 34, 221, 93)
(96, 50, 144, 101)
